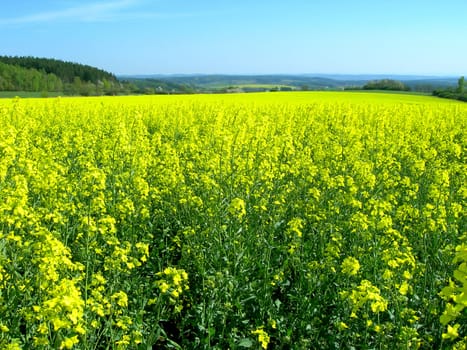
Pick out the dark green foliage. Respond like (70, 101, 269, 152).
(0, 55, 195, 96)
(0, 56, 128, 96)
(139, 74, 354, 91)
(121, 78, 197, 94)
(457, 76, 465, 94)
(433, 77, 467, 102)
(0, 61, 62, 92)
(0, 55, 117, 84)
(363, 79, 410, 91)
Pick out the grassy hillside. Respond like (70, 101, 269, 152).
(0, 56, 123, 96)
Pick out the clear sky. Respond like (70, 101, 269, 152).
(1, 0, 466, 76)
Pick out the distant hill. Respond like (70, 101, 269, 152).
(119, 74, 364, 92)
(121, 74, 459, 93)
(0, 56, 125, 95)
(0, 55, 461, 97)
(0, 56, 117, 84)
(119, 77, 198, 94)
(0, 55, 197, 96)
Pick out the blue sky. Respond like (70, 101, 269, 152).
(1, 0, 466, 75)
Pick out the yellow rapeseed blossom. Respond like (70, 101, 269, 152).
(442, 324, 460, 341)
(344, 279, 388, 315)
(337, 321, 349, 330)
(287, 217, 304, 238)
(59, 335, 79, 349)
(228, 197, 246, 220)
(111, 291, 128, 308)
(252, 327, 270, 349)
(155, 267, 189, 309)
(341, 257, 360, 276)
(5, 340, 22, 350)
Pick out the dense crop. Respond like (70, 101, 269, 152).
(0, 92, 466, 349)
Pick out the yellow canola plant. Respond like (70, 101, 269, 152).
(0, 92, 466, 349)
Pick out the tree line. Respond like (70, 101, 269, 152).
(345, 77, 467, 102)
(363, 79, 411, 91)
(0, 56, 129, 96)
(433, 76, 467, 102)
(0, 61, 63, 92)
(0, 56, 117, 84)
(344, 79, 412, 92)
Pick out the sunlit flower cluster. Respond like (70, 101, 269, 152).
(155, 267, 189, 312)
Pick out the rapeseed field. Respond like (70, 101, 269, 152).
(0, 92, 466, 349)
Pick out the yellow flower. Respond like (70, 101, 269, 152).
(73, 323, 85, 335)
(337, 321, 349, 330)
(5, 340, 22, 350)
(116, 316, 132, 330)
(442, 324, 460, 341)
(173, 273, 182, 286)
(228, 197, 246, 220)
(59, 335, 79, 349)
(287, 217, 304, 238)
(132, 330, 143, 344)
(370, 299, 388, 313)
(115, 335, 131, 348)
(398, 281, 410, 296)
(136, 242, 149, 262)
(52, 317, 69, 331)
(111, 291, 128, 308)
(345, 279, 388, 315)
(34, 336, 49, 347)
(382, 269, 393, 280)
(37, 323, 48, 334)
(403, 270, 412, 280)
(93, 272, 106, 285)
(252, 327, 270, 349)
(341, 257, 360, 276)
(158, 281, 170, 294)
(171, 289, 180, 298)
(269, 319, 277, 329)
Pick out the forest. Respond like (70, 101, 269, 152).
(433, 76, 467, 102)
(0, 56, 126, 95)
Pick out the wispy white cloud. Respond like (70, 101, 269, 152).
(0, 0, 170, 25)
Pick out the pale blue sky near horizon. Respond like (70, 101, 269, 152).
(1, 0, 466, 76)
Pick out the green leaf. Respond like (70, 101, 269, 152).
(238, 338, 253, 348)
(208, 327, 216, 337)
